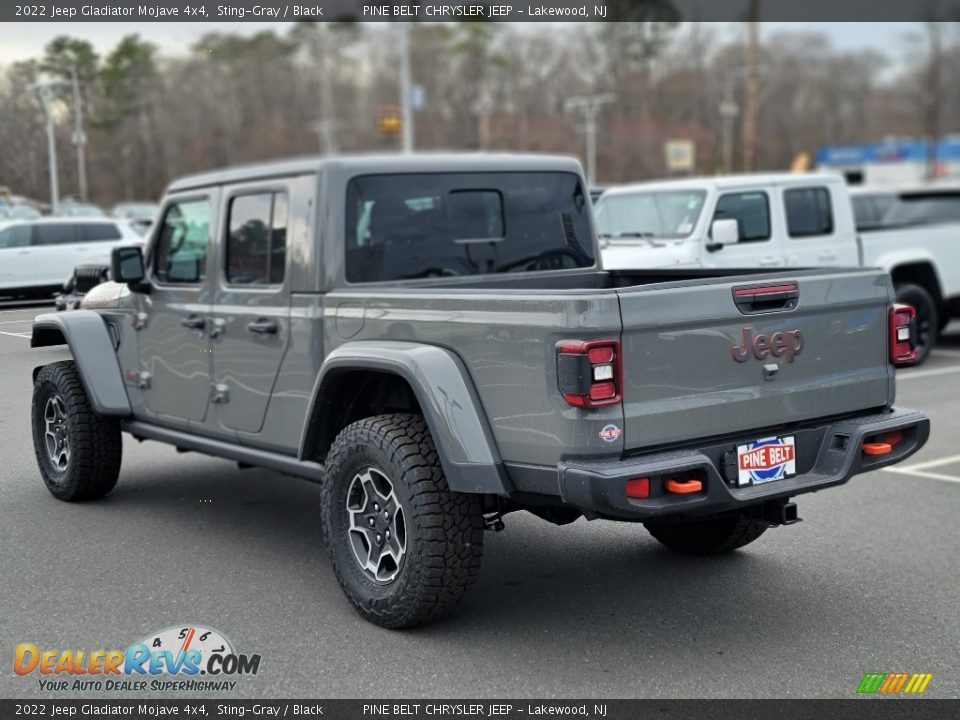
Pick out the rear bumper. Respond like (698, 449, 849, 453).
(516, 408, 929, 520)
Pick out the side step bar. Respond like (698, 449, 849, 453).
(122, 420, 324, 482)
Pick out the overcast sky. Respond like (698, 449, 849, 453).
(0, 21, 917, 65)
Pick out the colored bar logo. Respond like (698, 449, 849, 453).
(857, 673, 933, 695)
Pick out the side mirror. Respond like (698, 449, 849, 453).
(111, 245, 146, 288)
(710, 218, 740, 247)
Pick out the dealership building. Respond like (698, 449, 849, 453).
(817, 137, 960, 185)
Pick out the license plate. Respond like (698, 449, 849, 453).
(736, 436, 796, 486)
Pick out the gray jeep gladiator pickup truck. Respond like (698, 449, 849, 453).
(30, 154, 929, 628)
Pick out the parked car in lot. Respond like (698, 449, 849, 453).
(0, 204, 42, 220)
(596, 173, 960, 363)
(0, 218, 141, 298)
(30, 154, 928, 628)
(111, 202, 159, 235)
(57, 201, 106, 218)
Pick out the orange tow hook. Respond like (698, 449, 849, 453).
(665, 478, 703, 494)
(862, 430, 903, 456)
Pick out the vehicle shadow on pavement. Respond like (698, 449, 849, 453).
(96, 451, 848, 648)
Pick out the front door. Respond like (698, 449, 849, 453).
(137, 192, 219, 424)
(210, 186, 291, 434)
(704, 190, 785, 268)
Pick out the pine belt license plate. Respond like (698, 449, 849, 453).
(737, 436, 796, 486)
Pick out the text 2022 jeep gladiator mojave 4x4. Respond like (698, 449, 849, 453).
(30, 154, 930, 628)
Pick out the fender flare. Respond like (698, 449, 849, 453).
(300, 341, 509, 495)
(31, 311, 131, 416)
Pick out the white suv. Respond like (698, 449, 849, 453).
(0, 218, 141, 297)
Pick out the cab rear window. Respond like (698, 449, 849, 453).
(345, 172, 594, 283)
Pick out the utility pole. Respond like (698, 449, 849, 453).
(720, 81, 739, 174)
(924, 22, 943, 181)
(32, 79, 66, 215)
(70, 64, 88, 202)
(399, 23, 414, 154)
(742, 1, 761, 172)
(565, 94, 616, 186)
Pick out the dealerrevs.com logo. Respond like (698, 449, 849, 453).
(14, 625, 261, 692)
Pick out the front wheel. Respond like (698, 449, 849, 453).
(644, 513, 767, 556)
(320, 414, 484, 629)
(31, 361, 122, 501)
(895, 283, 938, 365)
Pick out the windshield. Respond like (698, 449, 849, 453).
(345, 172, 595, 283)
(593, 190, 705, 239)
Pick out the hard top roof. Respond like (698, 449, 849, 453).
(167, 153, 584, 192)
(601, 172, 846, 198)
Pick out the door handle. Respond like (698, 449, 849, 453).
(246, 318, 278, 335)
(180, 314, 206, 330)
(818, 253, 837, 262)
(759, 257, 782, 266)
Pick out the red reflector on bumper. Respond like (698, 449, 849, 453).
(625, 478, 650, 499)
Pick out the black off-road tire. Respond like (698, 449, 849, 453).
(644, 513, 767, 556)
(895, 283, 938, 366)
(32, 361, 122, 501)
(320, 413, 484, 629)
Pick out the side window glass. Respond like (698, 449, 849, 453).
(79, 223, 122, 242)
(0, 225, 31, 248)
(226, 191, 288, 285)
(714, 192, 771, 242)
(32, 224, 78, 245)
(785, 187, 834, 237)
(154, 198, 211, 284)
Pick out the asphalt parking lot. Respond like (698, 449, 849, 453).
(1, 300, 958, 699)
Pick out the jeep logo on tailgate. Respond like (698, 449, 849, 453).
(732, 327, 804, 363)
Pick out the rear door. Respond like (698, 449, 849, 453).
(781, 184, 859, 267)
(209, 183, 292, 434)
(27, 222, 81, 286)
(704, 189, 785, 268)
(616, 270, 892, 451)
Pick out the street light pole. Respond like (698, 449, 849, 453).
(399, 23, 414, 154)
(32, 80, 65, 215)
(70, 64, 88, 202)
(565, 94, 615, 186)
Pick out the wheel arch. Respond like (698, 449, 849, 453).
(30, 311, 131, 416)
(300, 341, 509, 495)
(888, 261, 945, 307)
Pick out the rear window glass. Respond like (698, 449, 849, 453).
(785, 187, 834, 237)
(345, 172, 594, 283)
(79, 223, 122, 242)
(885, 193, 960, 227)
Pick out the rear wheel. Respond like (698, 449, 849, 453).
(644, 513, 767, 556)
(31, 361, 122, 501)
(895, 283, 938, 365)
(320, 413, 484, 628)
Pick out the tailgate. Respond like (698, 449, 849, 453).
(617, 271, 893, 451)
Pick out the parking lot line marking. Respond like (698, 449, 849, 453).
(884, 466, 960, 484)
(0, 319, 33, 325)
(891, 452, 960, 472)
(0, 330, 31, 339)
(897, 365, 960, 381)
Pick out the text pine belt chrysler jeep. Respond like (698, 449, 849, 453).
(30, 154, 930, 628)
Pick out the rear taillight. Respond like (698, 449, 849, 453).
(890, 304, 917, 364)
(556, 339, 622, 408)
